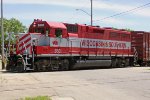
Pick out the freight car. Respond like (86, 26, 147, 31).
(131, 31, 150, 66)
(6, 19, 134, 72)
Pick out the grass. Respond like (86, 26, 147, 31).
(20, 96, 52, 100)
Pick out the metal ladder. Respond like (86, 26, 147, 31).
(133, 47, 138, 65)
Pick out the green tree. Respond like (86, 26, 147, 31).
(5, 18, 27, 33)
(0, 18, 27, 53)
(0, 18, 27, 44)
(125, 28, 134, 32)
(112, 27, 134, 32)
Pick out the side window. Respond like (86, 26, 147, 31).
(66, 24, 78, 33)
(55, 29, 62, 37)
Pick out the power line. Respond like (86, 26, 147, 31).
(94, 2, 150, 22)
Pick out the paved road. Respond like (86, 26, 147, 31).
(0, 67, 150, 100)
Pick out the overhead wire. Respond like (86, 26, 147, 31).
(94, 2, 150, 22)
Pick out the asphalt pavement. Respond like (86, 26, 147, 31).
(0, 67, 150, 100)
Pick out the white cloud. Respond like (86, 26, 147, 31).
(133, 8, 150, 17)
(94, 17, 135, 27)
(4, 0, 150, 31)
(4, 0, 132, 10)
(5, 10, 134, 27)
(4, 0, 150, 18)
(4, 0, 87, 7)
(5, 10, 91, 24)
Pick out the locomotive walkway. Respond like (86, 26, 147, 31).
(0, 67, 150, 100)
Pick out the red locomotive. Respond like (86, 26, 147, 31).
(7, 19, 142, 72)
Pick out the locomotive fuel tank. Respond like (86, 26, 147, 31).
(72, 59, 111, 69)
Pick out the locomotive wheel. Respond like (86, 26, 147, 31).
(117, 58, 124, 68)
(111, 58, 117, 68)
(34, 65, 40, 72)
(124, 58, 129, 67)
(16, 63, 25, 73)
(60, 59, 69, 71)
(6, 63, 11, 71)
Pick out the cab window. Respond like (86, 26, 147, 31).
(55, 29, 62, 37)
(35, 28, 45, 34)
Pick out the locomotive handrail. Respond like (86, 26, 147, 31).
(32, 38, 37, 70)
(23, 42, 27, 55)
(69, 39, 81, 56)
(23, 42, 28, 70)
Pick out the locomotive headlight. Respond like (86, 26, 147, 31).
(33, 23, 36, 27)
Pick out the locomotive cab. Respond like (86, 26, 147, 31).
(25, 19, 70, 55)
(29, 19, 68, 38)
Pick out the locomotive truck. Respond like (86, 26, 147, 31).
(6, 19, 138, 72)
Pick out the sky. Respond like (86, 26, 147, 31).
(2, 0, 150, 31)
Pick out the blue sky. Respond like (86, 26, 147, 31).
(3, 0, 150, 31)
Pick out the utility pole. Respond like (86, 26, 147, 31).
(8, 33, 11, 56)
(76, 0, 93, 26)
(1, 0, 5, 69)
(90, 0, 93, 26)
